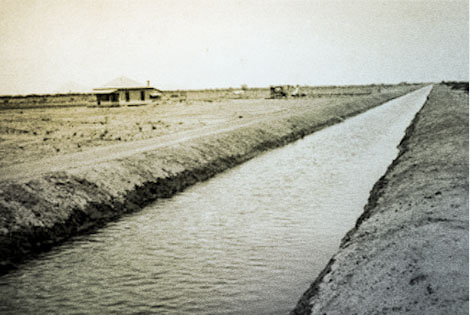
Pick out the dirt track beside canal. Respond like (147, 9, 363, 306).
(291, 83, 469, 314)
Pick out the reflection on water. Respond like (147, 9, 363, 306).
(0, 87, 431, 314)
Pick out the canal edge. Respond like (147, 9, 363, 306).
(290, 83, 469, 314)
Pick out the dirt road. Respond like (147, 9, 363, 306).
(0, 112, 285, 181)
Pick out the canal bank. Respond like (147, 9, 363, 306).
(291, 83, 469, 314)
(0, 86, 420, 273)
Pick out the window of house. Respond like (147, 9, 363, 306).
(141, 90, 145, 101)
(125, 91, 130, 102)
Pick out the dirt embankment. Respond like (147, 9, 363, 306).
(291, 84, 468, 314)
(0, 86, 419, 274)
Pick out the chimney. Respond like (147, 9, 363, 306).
(147, 80, 150, 87)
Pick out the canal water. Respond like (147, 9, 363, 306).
(0, 86, 431, 315)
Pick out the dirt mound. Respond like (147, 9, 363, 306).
(442, 81, 469, 94)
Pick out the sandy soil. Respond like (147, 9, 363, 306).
(291, 83, 468, 314)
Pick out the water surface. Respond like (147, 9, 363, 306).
(0, 86, 431, 314)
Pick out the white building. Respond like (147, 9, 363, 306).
(93, 77, 160, 106)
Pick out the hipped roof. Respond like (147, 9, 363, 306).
(94, 76, 153, 90)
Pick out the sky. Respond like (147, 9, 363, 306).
(0, 0, 468, 95)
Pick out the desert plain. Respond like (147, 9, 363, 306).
(0, 84, 411, 169)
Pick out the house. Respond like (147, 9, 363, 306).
(93, 77, 160, 106)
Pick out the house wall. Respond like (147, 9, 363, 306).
(96, 94, 119, 107)
(118, 89, 151, 106)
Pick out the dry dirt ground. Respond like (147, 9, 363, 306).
(0, 85, 412, 170)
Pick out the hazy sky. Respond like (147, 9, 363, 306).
(0, 0, 468, 94)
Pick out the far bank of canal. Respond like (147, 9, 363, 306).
(0, 86, 432, 314)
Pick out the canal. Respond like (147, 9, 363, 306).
(0, 86, 431, 314)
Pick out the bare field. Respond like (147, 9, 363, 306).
(0, 84, 418, 168)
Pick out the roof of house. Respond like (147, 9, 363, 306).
(93, 89, 118, 94)
(94, 76, 153, 90)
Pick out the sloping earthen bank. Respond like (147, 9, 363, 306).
(0, 87, 419, 274)
(291, 83, 469, 314)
